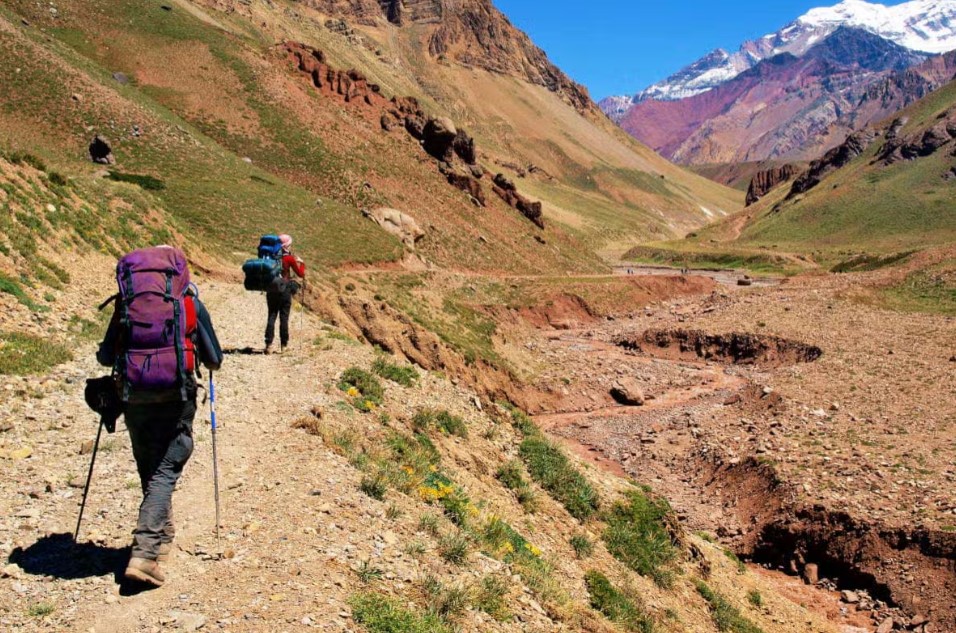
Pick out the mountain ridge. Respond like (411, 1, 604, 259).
(614, 28, 956, 164)
(601, 0, 956, 109)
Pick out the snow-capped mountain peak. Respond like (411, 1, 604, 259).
(797, 0, 956, 53)
(601, 0, 956, 112)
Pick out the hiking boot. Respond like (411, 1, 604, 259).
(157, 542, 173, 563)
(124, 557, 165, 587)
(264, 344, 272, 355)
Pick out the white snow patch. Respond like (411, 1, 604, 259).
(699, 205, 715, 218)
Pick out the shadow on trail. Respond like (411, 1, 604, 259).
(9, 533, 162, 595)
(223, 347, 266, 356)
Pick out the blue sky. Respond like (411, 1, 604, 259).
(493, 0, 909, 99)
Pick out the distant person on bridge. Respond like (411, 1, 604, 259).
(264, 234, 306, 354)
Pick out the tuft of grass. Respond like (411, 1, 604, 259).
(412, 409, 468, 438)
(747, 589, 763, 608)
(418, 512, 441, 536)
(496, 460, 525, 490)
(695, 581, 765, 633)
(349, 593, 451, 633)
(372, 357, 419, 387)
(0, 332, 73, 375)
(603, 490, 680, 589)
(386, 504, 403, 520)
(471, 575, 512, 621)
(422, 575, 469, 623)
(27, 602, 55, 618)
(355, 559, 384, 584)
(570, 533, 594, 558)
(438, 531, 470, 566)
(360, 473, 388, 501)
(519, 435, 599, 521)
(585, 571, 655, 633)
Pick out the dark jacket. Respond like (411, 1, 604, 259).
(97, 294, 223, 402)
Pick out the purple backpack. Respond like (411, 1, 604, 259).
(113, 246, 197, 400)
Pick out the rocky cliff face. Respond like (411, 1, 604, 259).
(297, 0, 594, 114)
(745, 165, 799, 206)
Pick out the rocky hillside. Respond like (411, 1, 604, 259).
(614, 28, 956, 165)
(267, 0, 596, 114)
(690, 74, 956, 260)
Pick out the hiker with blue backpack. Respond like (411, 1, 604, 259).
(243, 234, 306, 354)
(96, 246, 223, 587)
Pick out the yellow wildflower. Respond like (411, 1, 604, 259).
(524, 542, 542, 557)
(347, 386, 360, 397)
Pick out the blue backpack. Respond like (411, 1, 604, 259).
(242, 235, 283, 292)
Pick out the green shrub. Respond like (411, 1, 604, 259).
(747, 589, 762, 608)
(47, 171, 68, 188)
(372, 357, 419, 387)
(412, 409, 468, 438)
(339, 367, 385, 411)
(695, 581, 765, 633)
(585, 571, 655, 633)
(0, 332, 72, 375)
(570, 533, 594, 558)
(0, 273, 44, 311)
(724, 549, 747, 574)
(27, 602, 55, 618)
(603, 490, 679, 588)
(349, 593, 451, 633)
(500, 402, 537, 436)
(519, 436, 599, 520)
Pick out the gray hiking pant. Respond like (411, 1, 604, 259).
(126, 399, 196, 560)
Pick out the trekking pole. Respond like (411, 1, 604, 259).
(209, 372, 222, 550)
(74, 419, 105, 542)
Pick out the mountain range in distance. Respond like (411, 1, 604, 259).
(601, 0, 956, 165)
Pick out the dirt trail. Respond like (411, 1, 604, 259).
(0, 283, 381, 632)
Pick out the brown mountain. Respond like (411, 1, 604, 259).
(617, 28, 956, 165)
(296, 0, 594, 114)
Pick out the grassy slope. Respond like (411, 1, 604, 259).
(734, 79, 956, 259)
(0, 1, 408, 269)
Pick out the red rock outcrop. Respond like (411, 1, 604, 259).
(492, 173, 544, 229)
(745, 164, 798, 206)
(877, 111, 956, 164)
(283, 42, 385, 106)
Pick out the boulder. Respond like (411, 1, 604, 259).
(422, 117, 458, 161)
(610, 378, 645, 406)
(452, 130, 477, 164)
(89, 135, 115, 165)
(363, 208, 425, 248)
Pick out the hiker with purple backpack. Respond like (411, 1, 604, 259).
(96, 246, 223, 587)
